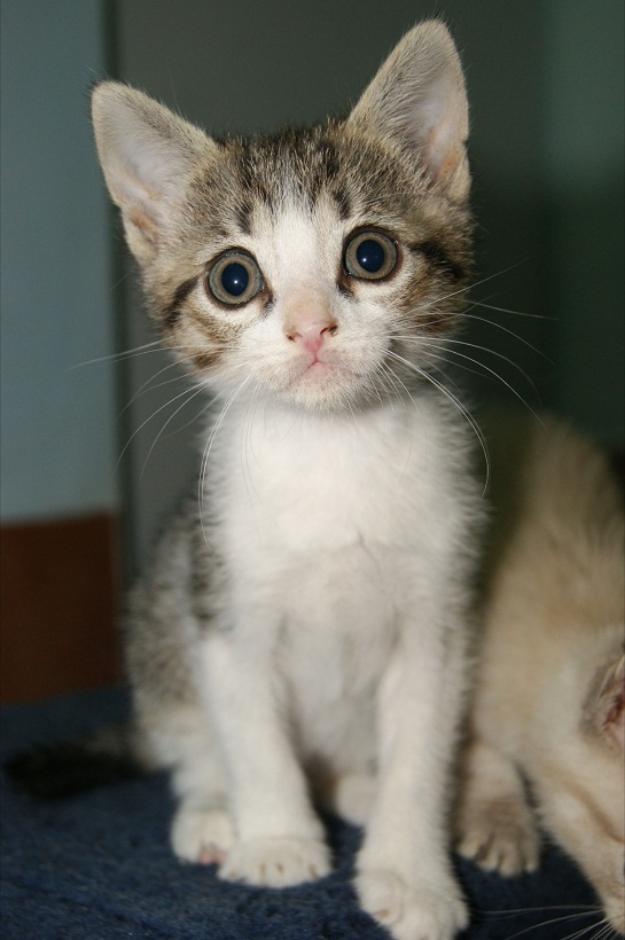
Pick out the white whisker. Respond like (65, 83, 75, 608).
(70, 340, 224, 370)
(420, 259, 530, 311)
(416, 346, 501, 388)
(559, 917, 606, 940)
(385, 348, 490, 495)
(140, 383, 208, 479)
(419, 339, 543, 421)
(173, 393, 214, 438)
(461, 306, 551, 360)
(391, 332, 540, 396)
(470, 298, 553, 320)
(121, 360, 186, 413)
(198, 375, 253, 545)
(478, 905, 600, 917)
(504, 909, 599, 940)
(380, 361, 412, 404)
(69, 339, 163, 369)
(241, 380, 263, 501)
(588, 921, 614, 940)
(116, 382, 203, 469)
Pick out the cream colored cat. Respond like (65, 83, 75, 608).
(456, 414, 625, 935)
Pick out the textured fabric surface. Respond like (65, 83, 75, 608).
(1, 688, 598, 939)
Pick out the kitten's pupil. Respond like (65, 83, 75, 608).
(356, 239, 385, 274)
(221, 262, 249, 297)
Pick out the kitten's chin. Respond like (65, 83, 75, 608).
(274, 360, 373, 413)
(210, 355, 384, 414)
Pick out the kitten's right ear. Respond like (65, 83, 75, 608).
(91, 82, 213, 264)
(583, 651, 625, 752)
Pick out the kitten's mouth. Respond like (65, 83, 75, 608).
(284, 355, 346, 395)
(279, 353, 367, 406)
(296, 355, 340, 382)
(291, 350, 368, 385)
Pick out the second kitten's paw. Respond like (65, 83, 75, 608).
(356, 869, 468, 940)
(456, 797, 540, 876)
(172, 806, 234, 865)
(219, 836, 331, 887)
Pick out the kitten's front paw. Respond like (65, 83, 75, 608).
(356, 869, 468, 940)
(219, 836, 331, 887)
(172, 806, 234, 865)
(456, 797, 540, 876)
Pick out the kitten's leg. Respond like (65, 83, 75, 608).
(356, 623, 468, 940)
(455, 737, 540, 875)
(200, 629, 330, 887)
(172, 800, 234, 865)
(313, 769, 377, 827)
(170, 757, 234, 865)
(329, 771, 377, 827)
(141, 705, 235, 865)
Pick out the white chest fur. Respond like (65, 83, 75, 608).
(202, 395, 469, 763)
(216, 395, 460, 560)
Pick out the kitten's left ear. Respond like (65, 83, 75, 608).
(584, 651, 625, 751)
(348, 20, 469, 201)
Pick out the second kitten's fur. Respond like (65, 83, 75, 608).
(92, 21, 481, 940)
(456, 415, 625, 935)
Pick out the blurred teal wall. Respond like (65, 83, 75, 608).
(114, 0, 624, 564)
(1, 0, 622, 545)
(0, 0, 117, 521)
(544, 0, 624, 444)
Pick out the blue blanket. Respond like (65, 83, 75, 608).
(1, 687, 598, 939)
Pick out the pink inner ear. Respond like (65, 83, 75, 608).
(128, 208, 158, 239)
(601, 655, 625, 751)
(427, 117, 457, 179)
(604, 683, 625, 750)
(584, 653, 625, 751)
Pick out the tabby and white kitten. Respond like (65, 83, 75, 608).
(456, 415, 625, 936)
(93, 22, 480, 940)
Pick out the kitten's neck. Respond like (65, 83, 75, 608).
(212, 390, 423, 444)
(203, 389, 447, 489)
(210, 380, 431, 429)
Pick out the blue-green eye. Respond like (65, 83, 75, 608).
(207, 250, 263, 305)
(344, 229, 398, 281)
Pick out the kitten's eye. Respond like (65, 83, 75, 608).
(206, 250, 263, 306)
(343, 230, 398, 281)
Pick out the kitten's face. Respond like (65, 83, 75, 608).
(151, 129, 471, 411)
(93, 21, 472, 412)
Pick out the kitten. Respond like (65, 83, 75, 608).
(455, 414, 625, 935)
(93, 21, 481, 940)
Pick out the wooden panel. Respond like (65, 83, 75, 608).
(0, 514, 122, 703)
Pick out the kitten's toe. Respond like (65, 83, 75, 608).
(171, 805, 234, 865)
(356, 868, 468, 940)
(456, 797, 540, 875)
(218, 836, 331, 887)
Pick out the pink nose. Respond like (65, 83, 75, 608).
(286, 321, 338, 355)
